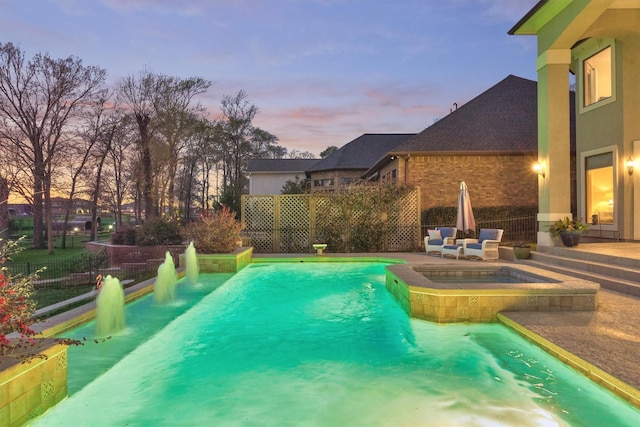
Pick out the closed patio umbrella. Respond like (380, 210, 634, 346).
(456, 181, 476, 234)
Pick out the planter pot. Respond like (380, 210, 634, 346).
(560, 231, 582, 247)
(513, 245, 531, 259)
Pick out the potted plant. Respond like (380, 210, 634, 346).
(513, 244, 532, 259)
(549, 217, 589, 247)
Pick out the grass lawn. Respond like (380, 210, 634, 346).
(10, 235, 99, 263)
(5, 234, 113, 313)
(4, 228, 155, 322)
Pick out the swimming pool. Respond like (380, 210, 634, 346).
(31, 262, 640, 426)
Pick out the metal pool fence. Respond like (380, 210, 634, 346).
(421, 215, 538, 245)
(7, 253, 160, 287)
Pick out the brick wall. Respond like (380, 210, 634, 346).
(309, 170, 364, 192)
(382, 154, 538, 212)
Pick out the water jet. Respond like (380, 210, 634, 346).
(185, 241, 199, 285)
(95, 275, 125, 336)
(154, 251, 177, 304)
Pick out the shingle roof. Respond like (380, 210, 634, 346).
(305, 133, 416, 174)
(394, 75, 545, 153)
(247, 158, 320, 173)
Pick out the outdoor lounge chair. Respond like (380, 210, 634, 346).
(424, 227, 457, 255)
(462, 228, 504, 261)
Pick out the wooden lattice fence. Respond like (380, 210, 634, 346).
(241, 187, 421, 253)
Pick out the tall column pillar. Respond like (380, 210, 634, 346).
(536, 49, 573, 247)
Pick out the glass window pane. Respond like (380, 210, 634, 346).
(586, 158, 614, 224)
(583, 46, 612, 107)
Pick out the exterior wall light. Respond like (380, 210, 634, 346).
(626, 157, 635, 175)
(533, 162, 545, 178)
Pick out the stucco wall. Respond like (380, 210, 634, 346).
(249, 172, 305, 195)
(572, 10, 640, 239)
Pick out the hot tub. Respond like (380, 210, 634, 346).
(385, 264, 599, 323)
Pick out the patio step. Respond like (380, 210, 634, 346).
(522, 251, 640, 297)
(545, 246, 640, 269)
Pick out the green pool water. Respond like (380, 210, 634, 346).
(31, 262, 640, 426)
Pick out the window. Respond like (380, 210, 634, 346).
(583, 46, 612, 107)
(313, 178, 334, 187)
(340, 178, 355, 186)
(585, 152, 614, 224)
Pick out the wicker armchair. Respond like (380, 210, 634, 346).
(424, 227, 457, 255)
(462, 229, 504, 261)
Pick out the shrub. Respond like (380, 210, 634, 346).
(1, 238, 38, 354)
(317, 182, 414, 252)
(183, 206, 244, 253)
(111, 226, 138, 245)
(136, 217, 184, 246)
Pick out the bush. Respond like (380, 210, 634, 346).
(1, 238, 37, 354)
(111, 226, 138, 245)
(136, 217, 184, 246)
(183, 206, 244, 253)
(316, 182, 414, 252)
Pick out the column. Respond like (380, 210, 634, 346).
(536, 49, 573, 247)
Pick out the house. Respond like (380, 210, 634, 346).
(363, 75, 576, 214)
(247, 158, 320, 195)
(305, 133, 416, 192)
(510, 0, 640, 246)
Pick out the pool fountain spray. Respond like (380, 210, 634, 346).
(154, 251, 177, 303)
(95, 275, 125, 336)
(185, 241, 199, 285)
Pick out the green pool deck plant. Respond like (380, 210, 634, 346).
(549, 216, 589, 247)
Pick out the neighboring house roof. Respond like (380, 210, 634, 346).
(396, 75, 542, 154)
(247, 158, 320, 173)
(305, 133, 416, 176)
(365, 75, 575, 175)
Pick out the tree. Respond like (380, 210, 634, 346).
(81, 95, 128, 241)
(281, 175, 310, 194)
(116, 69, 210, 221)
(176, 118, 215, 222)
(116, 69, 162, 220)
(288, 149, 316, 159)
(102, 116, 137, 229)
(154, 77, 210, 217)
(320, 146, 338, 158)
(0, 42, 106, 252)
(0, 174, 8, 239)
(218, 90, 282, 213)
(58, 94, 117, 247)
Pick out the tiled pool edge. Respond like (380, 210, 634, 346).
(385, 264, 599, 323)
(498, 313, 640, 408)
(0, 341, 67, 427)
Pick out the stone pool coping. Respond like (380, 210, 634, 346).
(498, 311, 640, 408)
(386, 263, 599, 323)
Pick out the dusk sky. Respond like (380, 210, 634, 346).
(1, 0, 539, 156)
